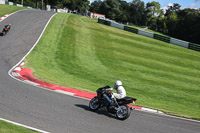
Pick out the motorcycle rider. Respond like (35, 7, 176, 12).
(104, 80, 126, 106)
(2, 24, 11, 32)
(6, 24, 11, 29)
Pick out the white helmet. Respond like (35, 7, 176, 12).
(115, 80, 122, 86)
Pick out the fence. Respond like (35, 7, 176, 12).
(189, 43, 200, 51)
(124, 26, 138, 34)
(153, 34, 170, 43)
(138, 30, 154, 38)
(98, 19, 111, 26)
(98, 18, 200, 52)
(170, 38, 189, 48)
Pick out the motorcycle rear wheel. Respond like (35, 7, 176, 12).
(2, 31, 6, 36)
(116, 104, 131, 120)
(89, 97, 100, 111)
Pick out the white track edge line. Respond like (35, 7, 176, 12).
(55, 90, 75, 96)
(0, 118, 50, 133)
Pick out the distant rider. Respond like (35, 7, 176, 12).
(3, 24, 11, 32)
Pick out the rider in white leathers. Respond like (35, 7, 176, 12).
(112, 80, 126, 99)
(105, 80, 126, 105)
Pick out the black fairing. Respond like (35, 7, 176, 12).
(97, 85, 111, 101)
(97, 85, 111, 91)
(117, 97, 137, 105)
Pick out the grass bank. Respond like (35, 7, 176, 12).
(24, 13, 200, 120)
(0, 4, 27, 17)
(0, 120, 36, 133)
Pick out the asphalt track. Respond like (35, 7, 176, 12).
(0, 10, 199, 133)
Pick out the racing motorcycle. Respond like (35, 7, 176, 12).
(89, 86, 137, 120)
(2, 26, 10, 36)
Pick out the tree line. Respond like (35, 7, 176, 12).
(9, 0, 200, 44)
(90, 0, 200, 44)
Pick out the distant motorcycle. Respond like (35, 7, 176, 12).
(89, 86, 137, 120)
(2, 24, 11, 36)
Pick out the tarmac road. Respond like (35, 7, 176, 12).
(0, 9, 199, 133)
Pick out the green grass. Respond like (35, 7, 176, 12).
(24, 13, 200, 120)
(0, 120, 36, 133)
(0, 4, 27, 18)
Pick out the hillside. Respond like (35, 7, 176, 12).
(24, 13, 200, 120)
(0, 4, 27, 17)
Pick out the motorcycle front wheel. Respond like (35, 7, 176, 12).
(89, 97, 100, 111)
(116, 104, 131, 120)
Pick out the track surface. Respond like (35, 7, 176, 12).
(0, 10, 199, 133)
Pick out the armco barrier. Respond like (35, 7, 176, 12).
(17, 4, 23, 7)
(170, 38, 189, 48)
(124, 26, 138, 34)
(153, 34, 170, 43)
(110, 22, 124, 30)
(98, 18, 110, 26)
(188, 43, 200, 51)
(9, 2, 13, 5)
(138, 29, 154, 38)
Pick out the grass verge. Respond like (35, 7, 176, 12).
(0, 120, 36, 133)
(24, 13, 200, 120)
(0, 4, 27, 18)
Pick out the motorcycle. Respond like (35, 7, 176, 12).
(2, 27, 10, 36)
(89, 86, 137, 120)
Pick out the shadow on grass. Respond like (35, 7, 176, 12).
(75, 104, 116, 119)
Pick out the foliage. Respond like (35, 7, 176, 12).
(90, 0, 102, 13)
(129, 0, 146, 25)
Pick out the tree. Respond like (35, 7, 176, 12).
(129, 0, 145, 25)
(156, 9, 167, 33)
(146, 1, 161, 16)
(165, 3, 181, 16)
(99, 0, 122, 20)
(90, 0, 102, 13)
(118, 0, 130, 23)
(166, 11, 178, 36)
(61, 0, 89, 12)
(76, 0, 90, 12)
(146, 1, 161, 30)
(174, 9, 200, 43)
